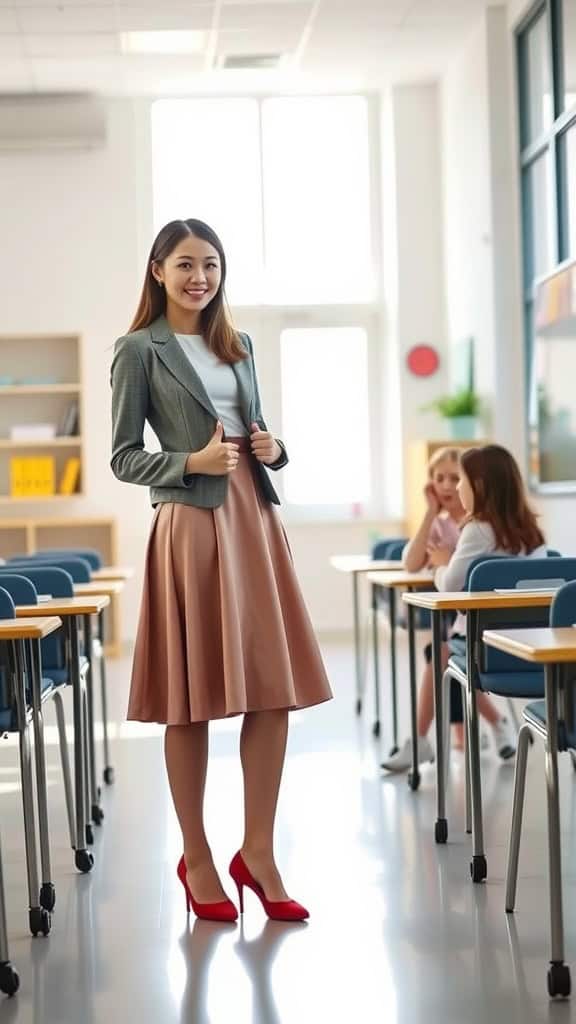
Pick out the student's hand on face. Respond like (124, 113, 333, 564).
(424, 482, 440, 515)
(250, 423, 281, 465)
(426, 544, 451, 568)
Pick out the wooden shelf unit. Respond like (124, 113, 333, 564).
(0, 334, 84, 502)
(0, 517, 121, 657)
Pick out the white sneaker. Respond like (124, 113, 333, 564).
(381, 735, 434, 773)
(492, 716, 516, 760)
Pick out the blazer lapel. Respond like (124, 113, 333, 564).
(149, 316, 219, 420)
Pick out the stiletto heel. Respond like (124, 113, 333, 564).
(176, 856, 238, 923)
(229, 852, 309, 922)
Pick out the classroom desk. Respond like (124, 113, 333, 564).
(402, 590, 555, 852)
(15, 596, 110, 873)
(0, 614, 62, 989)
(366, 570, 434, 764)
(329, 556, 408, 721)
(91, 566, 134, 582)
(483, 626, 576, 999)
(74, 581, 125, 786)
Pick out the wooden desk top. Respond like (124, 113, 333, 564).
(367, 570, 434, 589)
(16, 595, 110, 617)
(92, 566, 134, 582)
(0, 616, 62, 640)
(402, 590, 555, 611)
(483, 627, 576, 663)
(330, 555, 406, 574)
(74, 581, 124, 598)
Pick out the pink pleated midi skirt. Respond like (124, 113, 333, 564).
(127, 441, 333, 724)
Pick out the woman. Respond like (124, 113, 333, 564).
(110, 218, 332, 923)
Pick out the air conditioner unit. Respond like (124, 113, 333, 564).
(0, 94, 107, 151)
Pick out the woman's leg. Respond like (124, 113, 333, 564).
(165, 723, 229, 903)
(240, 709, 290, 901)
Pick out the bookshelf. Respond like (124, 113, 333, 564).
(0, 517, 121, 657)
(0, 334, 84, 502)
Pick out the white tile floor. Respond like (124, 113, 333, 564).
(0, 633, 575, 1023)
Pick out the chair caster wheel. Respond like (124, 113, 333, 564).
(75, 849, 94, 873)
(40, 883, 55, 912)
(435, 819, 448, 844)
(0, 961, 19, 996)
(470, 854, 487, 883)
(29, 907, 50, 937)
(372, 721, 381, 738)
(407, 771, 420, 791)
(548, 962, 571, 998)
(92, 804, 104, 826)
(103, 767, 115, 786)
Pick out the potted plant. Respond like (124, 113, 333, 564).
(425, 388, 480, 440)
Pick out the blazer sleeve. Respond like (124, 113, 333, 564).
(244, 333, 288, 471)
(110, 335, 191, 488)
(434, 521, 494, 592)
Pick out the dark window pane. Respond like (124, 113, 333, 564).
(559, 124, 576, 259)
(519, 11, 553, 145)
(561, 0, 576, 112)
(522, 152, 553, 282)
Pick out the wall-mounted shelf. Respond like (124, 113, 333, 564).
(0, 437, 83, 449)
(0, 385, 81, 396)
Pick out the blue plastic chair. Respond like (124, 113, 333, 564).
(11, 548, 102, 571)
(504, 578, 576, 999)
(0, 581, 72, 935)
(8, 556, 92, 583)
(0, 588, 21, 994)
(442, 556, 576, 883)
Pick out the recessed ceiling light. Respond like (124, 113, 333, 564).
(120, 31, 208, 55)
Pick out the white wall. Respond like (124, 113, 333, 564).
(441, 2, 576, 554)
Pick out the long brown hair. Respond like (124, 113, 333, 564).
(128, 219, 247, 364)
(460, 445, 545, 553)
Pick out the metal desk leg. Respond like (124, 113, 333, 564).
(83, 615, 104, 827)
(98, 612, 114, 785)
(68, 618, 93, 874)
(11, 641, 50, 936)
(27, 640, 55, 913)
(431, 612, 448, 844)
(544, 664, 571, 999)
(371, 583, 381, 737)
(467, 610, 486, 882)
(406, 598, 420, 791)
(388, 587, 399, 754)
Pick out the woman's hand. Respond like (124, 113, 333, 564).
(424, 482, 440, 515)
(186, 422, 239, 476)
(250, 423, 281, 465)
(426, 543, 452, 568)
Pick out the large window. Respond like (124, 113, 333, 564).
(517, 1, 576, 444)
(152, 96, 374, 307)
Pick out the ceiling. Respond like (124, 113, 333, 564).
(0, 0, 496, 96)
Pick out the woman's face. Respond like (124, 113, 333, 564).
(153, 235, 222, 317)
(431, 459, 463, 514)
(456, 468, 474, 514)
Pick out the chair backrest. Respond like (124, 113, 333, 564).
(469, 557, 576, 674)
(10, 548, 102, 570)
(371, 538, 408, 561)
(8, 556, 91, 583)
(0, 587, 16, 715)
(0, 567, 72, 669)
(464, 549, 564, 589)
(0, 574, 38, 606)
(550, 580, 576, 628)
(0, 586, 15, 619)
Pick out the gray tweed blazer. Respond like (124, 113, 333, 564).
(110, 315, 288, 508)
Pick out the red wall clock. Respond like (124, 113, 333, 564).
(406, 345, 440, 378)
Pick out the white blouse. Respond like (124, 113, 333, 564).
(175, 333, 247, 437)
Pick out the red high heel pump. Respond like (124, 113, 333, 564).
(229, 852, 309, 922)
(177, 856, 238, 923)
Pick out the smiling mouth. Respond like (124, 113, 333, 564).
(184, 288, 208, 297)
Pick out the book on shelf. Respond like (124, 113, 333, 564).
(10, 423, 57, 442)
(58, 456, 81, 495)
(10, 456, 55, 497)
